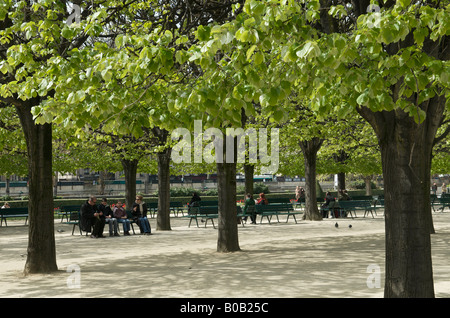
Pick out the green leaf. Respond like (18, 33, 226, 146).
(220, 31, 234, 45)
(61, 27, 74, 39)
(398, 0, 411, 8)
(356, 91, 369, 106)
(101, 69, 113, 82)
(196, 25, 211, 41)
(381, 26, 395, 44)
(235, 27, 250, 42)
(253, 51, 264, 65)
(296, 41, 320, 59)
(76, 90, 86, 103)
(246, 45, 257, 61)
(115, 34, 125, 48)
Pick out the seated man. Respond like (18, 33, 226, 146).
(80, 195, 105, 238)
(98, 198, 119, 237)
(132, 195, 151, 235)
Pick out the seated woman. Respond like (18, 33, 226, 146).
(256, 193, 268, 205)
(113, 200, 131, 235)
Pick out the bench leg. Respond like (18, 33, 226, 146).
(205, 218, 216, 229)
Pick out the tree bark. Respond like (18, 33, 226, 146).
(337, 172, 346, 191)
(157, 146, 172, 231)
(358, 94, 445, 297)
(121, 158, 138, 211)
(363, 175, 373, 196)
(5, 176, 10, 196)
(16, 102, 57, 275)
(244, 163, 254, 196)
(217, 161, 240, 252)
(299, 138, 323, 221)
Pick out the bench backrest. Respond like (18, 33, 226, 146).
(255, 204, 293, 212)
(199, 201, 218, 206)
(199, 206, 219, 214)
(339, 200, 371, 208)
(61, 205, 82, 212)
(69, 211, 80, 221)
(268, 198, 291, 204)
(148, 202, 158, 209)
(1, 207, 28, 216)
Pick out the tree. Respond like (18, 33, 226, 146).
(185, 0, 449, 297)
(0, 0, 155, 274)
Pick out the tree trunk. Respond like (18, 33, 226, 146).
(358, 95, 444, 297)
(337, 172, 346, 191)
(5, 176, 10, 196)
(217, 161, 240, 252)
(363, 175, 373, 196)
(53, 172, 58, 197)
(244, 163, 254, 196)
(121, 158, 138, 211)
(16, 103, 57, 275)
(300, 138, 323, 221)
(157, 147, 171, 231)
(99, 170, 107, 196)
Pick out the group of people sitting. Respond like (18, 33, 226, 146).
(320, 189, 352, 218)
(242, 192, 268, 224)
(80, 195, 151, 238)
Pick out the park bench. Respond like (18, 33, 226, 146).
(147, 202, 158, 218)
(63, 211, 84, 235)
(237, 205, 255, 226)
(0, 207, 29, 226)
(185, 205, 248, 229)
(185, 206, 219, 228)
(436, 197, 450, 212)
(254, 204, 300, 224)
(170, 201, 185, 216)
(58, 205, 82, 222)
(274, 204, 302, 223)
(64, 210, 137, 235)
(268, 198, 292, 204)
(337, 200, 376, 218)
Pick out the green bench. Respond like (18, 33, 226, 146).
(436, 197, 450, 212)
(58, 205, 82, 222)
(147, 202, 158, 218)
(0, 207, 29, 226)
(199, 200, 219, 207)
(63, 211, 83, 235)
(63, 210, 137, 235)
(185, 206, 219, 228)
(337, 200, 376, 218)
(255, 204, 301, 224)
(170, 201, 185, 216)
